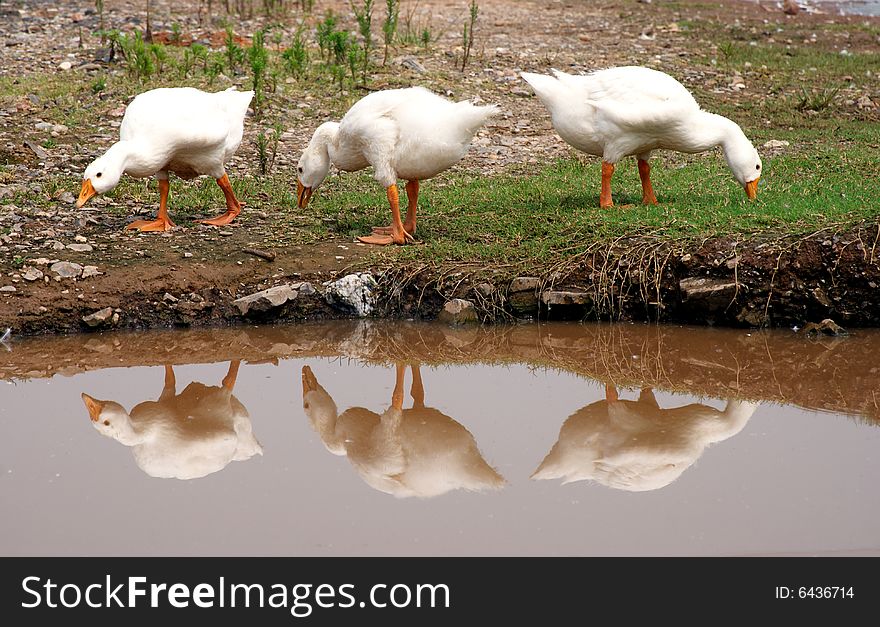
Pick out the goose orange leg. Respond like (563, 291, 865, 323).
(638, 159, 658, 205)
(391, 364, 407, 410)
(358, 184, 415, 245)
(600, 161, 615, 209)
(222, 360, 241, 391)
(605, 383, 619, 403)
(410, 364, 425, 409)
(198, 174, 242, 226)
(372, 180, 418, 237)
(126, 178, 175, 232)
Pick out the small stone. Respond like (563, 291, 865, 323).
(183, 252, 193, 258)
(66, 243, 93, 252)
(475, 283, 495, 297)
(323, 273, 378, 317)
(438, 299, 479, 325)
(541, 290, 591, 306)
(82, 307, 114, 327)
(233, 284, 298, 315)
(163, 292, 179, 303)
(397, 55, 427, 74)
(297, 282, 316, 296)
(22, 267, 44, 281)
(725, 256, 740, 270)
(0, 285, 16, 293)
(762, 139, 790, 150)
(509, 277, 540, 293)
(32, 258, 51, 266)
(74, 235, 88, 243)
(509, 276, 541, 316)
(59, 61, 73, 71)
(219, 231, 233, 237)
(81, 266, 101, 278)
(50, 261, 83, 278)
(803, 318, 847, 337)
(52, 241, 65, 251)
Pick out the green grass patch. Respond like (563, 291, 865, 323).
(305, 133, 880, 269)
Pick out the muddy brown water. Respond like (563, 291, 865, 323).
(2, 321, 878, 556)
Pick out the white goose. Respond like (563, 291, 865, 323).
(532, 385, 758, 492)
(521, 66, 762, 207)
(76, 87, 254, 231)
(301, 364, 505, 498)
(81, 361, 262, 480)
(296, 87, 498, 245)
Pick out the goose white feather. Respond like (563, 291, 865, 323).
(532, 386, 758, 492)
(296, 87, 498, 245)
(81, 363, 262, 480)
(76, 87, 254, 230)
(302, 365, 505, 498)
(521, 66, 762, 206)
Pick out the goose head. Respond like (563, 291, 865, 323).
(722, 130, 762, 200)
(296, 122, 337, 209)
(301, 366, 345, 455)
(81, 393, 143, 446)
(77, 146, 128, 208)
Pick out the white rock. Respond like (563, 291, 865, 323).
(82, 307, 113, 327)
(66, 243, 93, 252)
(22, 267, 44, 281)
(50, 261, 83, 278)
(81, 266, 101, 278)
(233, 284, 298, 315)
(59, 61, 72, 71)
(762, 139, 790, 150)
(0, 285, 16, 293)
(323, 273, 378, 317)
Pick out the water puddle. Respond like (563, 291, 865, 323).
(1, 321, 878, 556)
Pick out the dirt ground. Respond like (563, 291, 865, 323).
(1, 0, 878, 334)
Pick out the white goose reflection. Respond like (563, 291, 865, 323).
(302, 364, 505, 498)
(81, 361, 262, 479)
(532, 385, 758, 492)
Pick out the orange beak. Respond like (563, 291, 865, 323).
(302, 365, 319, 397)
(744, 177, 759, 200)
(297, 180, 313, 209)
(81, 393, 105, 422)
(76, 178, 97, 208)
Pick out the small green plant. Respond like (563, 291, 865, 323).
(352, 0, 374, 82)
(348, 41, 364, 85)
(796, 85, 842, 112)
(460, 0, 478, 71)
(316, 12, 337, 61)
(12, 256, 24, 269)
(255, 123, 283, 175)
(41, 138, 57, 149)
(118, 30, 155, 81)
(382, 0, 399, 65)
(248, 29, 269, 115)
(282, 28, 309, 78)
(179, 47, 193, 78)
(91, 75, 107, 93)
(170, 22, 182, 44)
(150, 42, 168, 75)
(420, 26, 431, 49)
(206, 57, 225, 84)
(224, 25, 245, 74)
(191, 43, 209, 71)
(96, 0, 105, 44)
